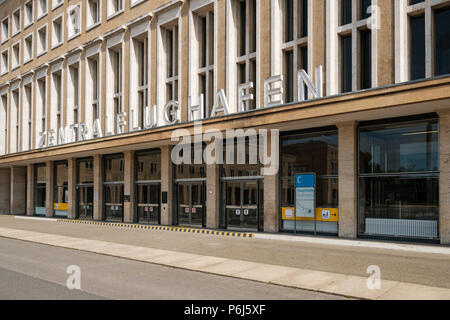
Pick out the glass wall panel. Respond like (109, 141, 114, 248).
(174, 144, 206, 180)
(54, 161, 68, 217)
(77, 158, 93, 184)
(280, 130, 338, 235)
(358, 118, 439, 240)
(136, 150, 161, 181)
(104, 155, 124, 182)
(35, 164, 46, 216)
(221, 137, 262, 178)
(435, 7, 450, 77)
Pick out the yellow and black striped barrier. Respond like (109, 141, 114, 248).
(57, 219, 254, 238)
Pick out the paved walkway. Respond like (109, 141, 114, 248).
(1, 215, 450, 299)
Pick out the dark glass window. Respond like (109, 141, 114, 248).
(435, 7, 450, 76)
(239, 0, 246, 56)
(410, 15, 425, 80)
(359, 120, 439, 174)
(341, 34, 352, 93)
(54, 162, 68, 206)
(285, 0, 294, 42)
(360, 29, 372, 89)
(135, 151, 161, 181)
(104, 155, 124, 182)
(341, 0, 352, 25)
(284, 50, 294, 103)
(174, 144, 206, 179)
(300, 0, 308, 37)
(77, 158, 93, 184)
(361, 0, 371, 19)
(35, 164, 46, 214)
(409, 0, 424, 5)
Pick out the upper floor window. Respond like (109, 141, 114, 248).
(87, 0, 100, 29)
(12, 8, 21, 36)
(1, 48, 9, 75)
(107, 0, 124, 19)
(68, 4, 81, 40)
(37, 24, 48, 57)
(24, 33, 33, 63)
(52, 0, 64, 10)
(11, 41, 20, 70)
(52, 14, 63, 48)
(24, 0, 34, 28)
(1, 17, 9, 44)
(37, 0, 48, 19)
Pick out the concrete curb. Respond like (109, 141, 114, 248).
(0, 226, 449, 300)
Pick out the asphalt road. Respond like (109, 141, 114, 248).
(0, 237, 346, 300)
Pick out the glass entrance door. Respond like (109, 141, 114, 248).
(177, 182, 205, 227)
(224, 180, 262, 231)
(104, 184, 124, 222)
(78, 185, 93, 220)
(137, 183, 161, 224)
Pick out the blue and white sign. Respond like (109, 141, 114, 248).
(295, 174, 316, 218)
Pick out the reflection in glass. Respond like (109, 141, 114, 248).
(35, 164, 46, 215)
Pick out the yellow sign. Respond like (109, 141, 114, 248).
(282, 207, 338, 222)
(54, 203, 68, 211)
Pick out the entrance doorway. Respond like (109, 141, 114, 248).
(136, 183, 161, 224)
(223, 180, 263, 231)
(77, 185, 93, 219)
(176, 182, 206, 227)
(104, 184, 124, 222)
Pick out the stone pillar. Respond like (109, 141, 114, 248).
(263, 131, 280, 233)
(160, 145, 173, 226)
(438, 110, 450, 244)
(26, 164, 34, 216)
(206, 162, 220, 229)
(45, 161, 54, 217)
(123, 150, 135, 223)
(67, 158, 77, 219)
(93, 154, 103, 221)
(337, 121, 358, 238)
(10, 166, 27, 215)
(0, 168, 10, 214)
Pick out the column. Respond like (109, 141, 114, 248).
(45, 161, 54, 217)
(337, 121, 358, 238)
(26, 164, 34, 216)
(0, 168, 10, 214)
(67, 158, 77, 219)
(93, 154, 103, 221)
(160, 145, 173, 226)
(123, 150, 135, 223)
(10, 166, 27, 215)
(206, 162, 220, 229)
(438, 109, 450, 244)
(263, 131, 279, 233)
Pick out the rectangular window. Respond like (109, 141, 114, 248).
(131, 34, 148, 129)
(35, 165, 47, 215)
(341, 34, 352, 93)
(341, 0, 352, 25)
(52, 71, 63, 135)
(1, 94, 8, 154)
(109, 46, 122, 131)
(37, 0, 48, 19)
(361, 0, 371, 20)
(52, 15, 63, 48)
(37, 77, 46, 147)
(1, 49, 9, 75)
(1, 17, 9, 43)
(410, 15, 425, 80)
(434, 7, 450, 77)
(87, 55, 100, 120)
(108, 0, 123, 18)
(358, 118, 439, 240)
(11, 89, 19, 153)
(37, 25, 48, 56)
(69, 63, 80, 140)
(87, 0, 100, 29)
(163, 24, 179, 104)
(52, 0, 64, 10)
(23, 83, 32, 150)
(11, 42, 20, 70)
(24, 34, 33, 62)
(24, 1, 33, 28)
(360, 29, 372, 89)
(12, 9, 20, 36)
(68, 4, 81, 39)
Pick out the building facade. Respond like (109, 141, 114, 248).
(0, 0, 449, 243)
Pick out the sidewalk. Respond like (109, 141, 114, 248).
(1, 215, 450, 299)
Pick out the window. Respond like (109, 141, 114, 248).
(162, 24, 179, 103)
(23, 82, 32, 150)
(107, 0, 123, 18)
(1, 49, 9, 75)
(87, 0, 100, 29)
(282, 0, 308, 103)
(397, 0, 450, 82)
(68, 4, 81, 39)
(34, 165, 47, 215)
(36, 76, 47, 147)
(11, 42, 20, 70)
(54, 161, 68, 217)
(192, 7, 215, 118)
(51, 70, 63, 145)
(358, 118, 439, 240)
(12, 9, 20, 36)
(131, 0, 146, 7)
(52, 0, 64, 10)
(280, 130, 339, 234)
(360, 29, 372, 89)
(52, 14, 63, 48)
(131, 32, 148, 130)
(86, 54, 100, 125)
(24, 0, 34, 28)
(0, 93, 8, 154)
(434, 7, 450, 77)
(1, 17, 9, 43)
(11, 88, 19, 153)
(68, 62, 80, 141)
(341, 34, 352, 93)
(236, 0, 257, 111)
(24, 33, 33, 63)
(37, 25, 48, 56)
(107, 44, 122, 134)
(37, 0, 48, 19)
